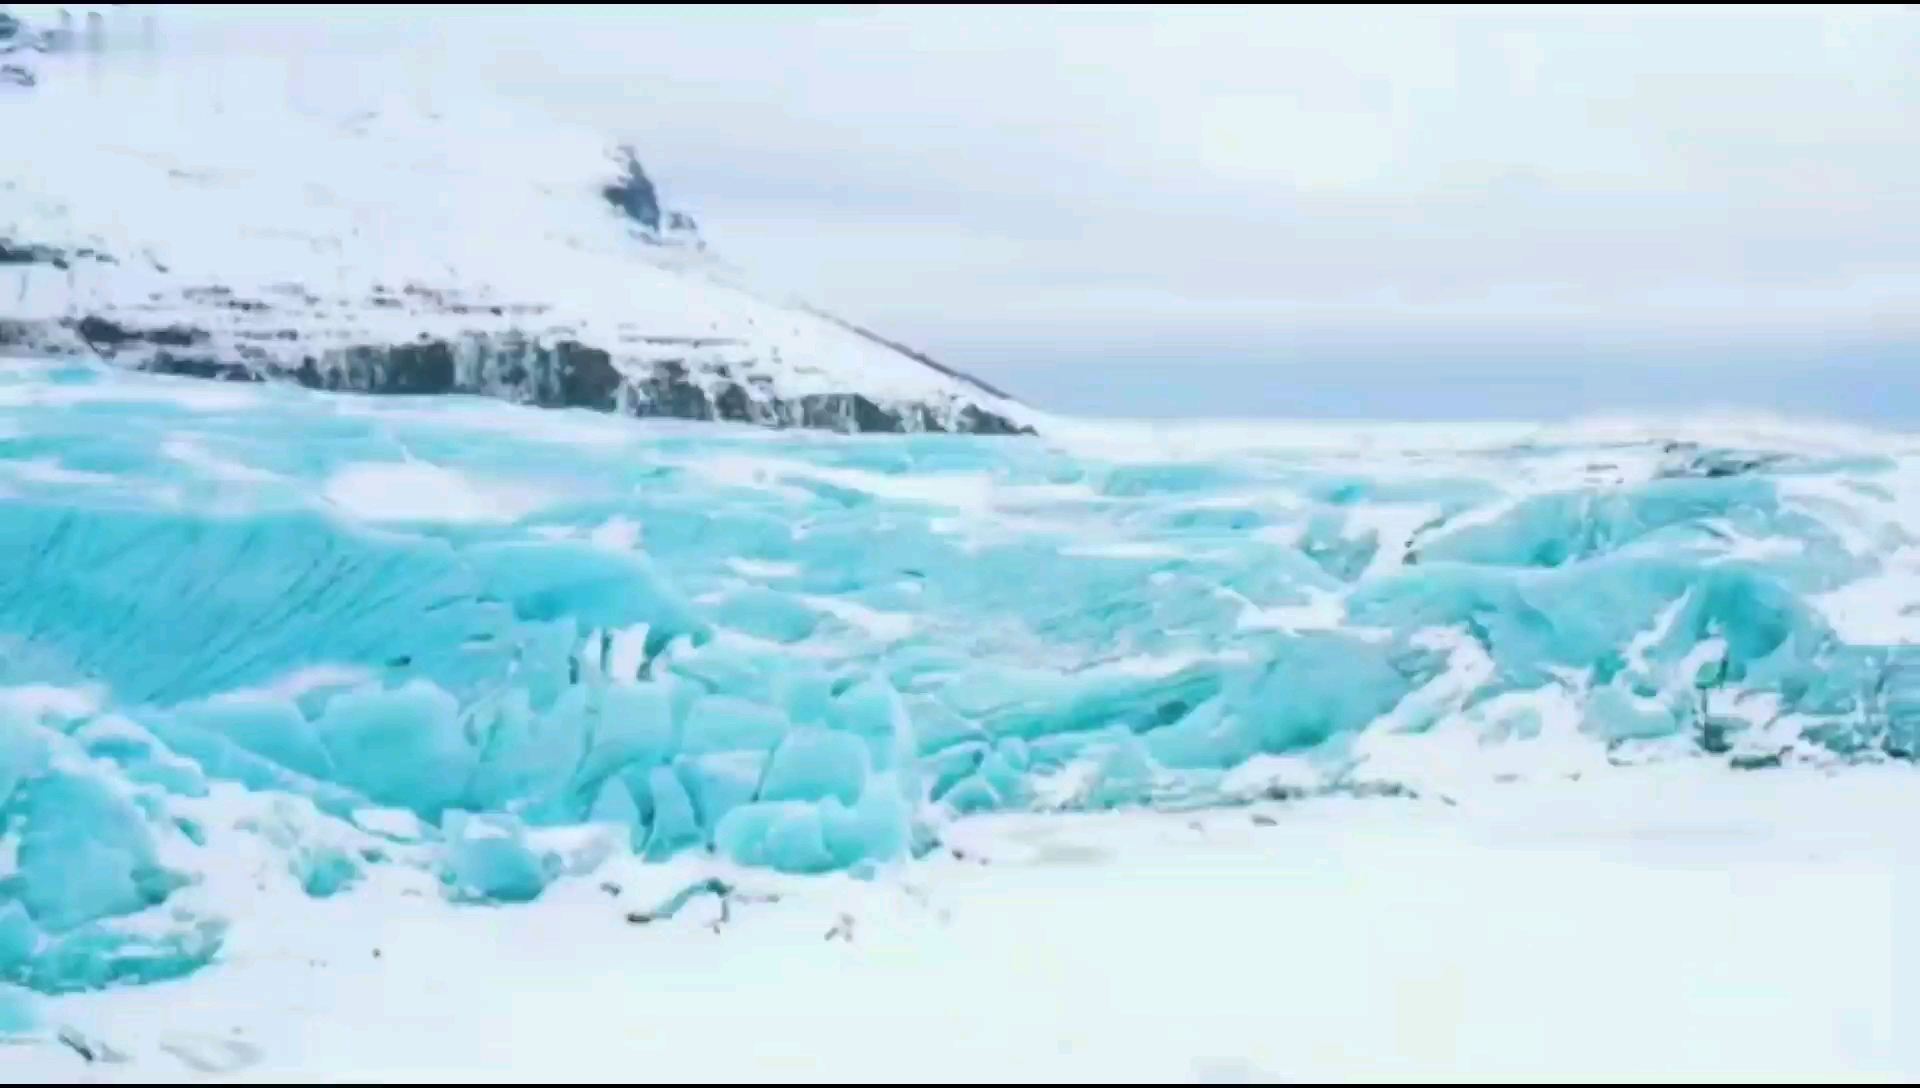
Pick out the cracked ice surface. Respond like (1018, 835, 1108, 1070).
(3, 357, 1920, 1001)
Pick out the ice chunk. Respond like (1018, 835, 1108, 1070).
(0, 902, 42, 973)
(1026, 725, 1134, 770)
(1883, 651, 1920, 758)
(926, 741, 986, 801)
(661, 640, 778, 705)
(1145, 698, 1256, 770)
(0, 983, 38, 1036)
(7, 771, 181, 931)
(24, 920, 224, 993)
(907, 694, 985, 755)
(1433, 480, 1775, 568)
(0, 708, 54, 804)
(716, 775, 909, 874)
(148, 719, 365, 818)
(940, 663, 1221, 745)
(829, 678, 916, 769)
(315, 682, 475, 819)
(821, 776, 911, 868)
(576, 680, 678, 785)
(441, 811, 551, 904)
(976, 749, 1027, 806)
(1238, 635, 1412, 753)
(710, 587, 821, 643)
(1084, 735, 1159, 809)
(941, 774, 1002, 815)
(173, 695, 333, 780)
(642, 765, 702, 861)
(73, 717, 209, 797)
(1584, 686, 1685, 743)
(674, 751, 768, 838)
(715, 802, 835, 873)
(758, 728, 871, 806)
(588, 776, 643, 851)
(293, 845, 361, 898)
(775, 669, 836, 727)
(1297, 510, 1378, 581)
(1100, 462, 1246, 497)
(679, 697, 789, 756)
(995, 736, 1030, 770)
(468, 687, 589, 820)
(465, 541, 706, 640)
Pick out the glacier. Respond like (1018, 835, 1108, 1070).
(2, 355, 1919, 1004)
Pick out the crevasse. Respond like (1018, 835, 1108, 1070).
(2, 358, 1918, 998)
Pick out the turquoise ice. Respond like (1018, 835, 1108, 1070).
(2, 357, 1917, 993)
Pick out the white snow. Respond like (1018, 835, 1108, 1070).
(242, 665, 376, 703)
(603, 624, 653, 684)
(798, 595, 918, 643)
(3, 457, 120, 487)
(1059, 541, 1189, 561)
(0, 9, 1031, 431)
(586, 517, 644, 553)
(347, 807, 425, 843)
(1816, 548, 1920, 644)
(0, 682, 105, 721)
(727, 558, 803, 581)
(1234, 587, 1348, 633)
(319, 462, 556, 525)
(159, 437, 282, 484)
(6, 766, 1916, 1084)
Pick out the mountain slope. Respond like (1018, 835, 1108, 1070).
(0, 7, 1033, 435)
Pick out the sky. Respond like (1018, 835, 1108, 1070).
(151, 6, 1920, 420)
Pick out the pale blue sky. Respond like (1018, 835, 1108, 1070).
(171, 5, 1920, 420)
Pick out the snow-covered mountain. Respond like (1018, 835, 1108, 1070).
(0, 6, 1032, 434)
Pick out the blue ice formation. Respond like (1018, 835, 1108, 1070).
(2, 357, 1918, 994)
(0, 981, 38, 1036)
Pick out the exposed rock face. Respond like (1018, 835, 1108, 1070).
(8, 301, 1033, 435)
(2, 265, 1031, 443)
(601, 146, 702, 246)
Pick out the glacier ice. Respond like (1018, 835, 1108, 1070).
(0, 982, 37, 1037)
(759, 728, 872, 806)
(3, 358, 1920, 994)
(441, 812, 551, 904)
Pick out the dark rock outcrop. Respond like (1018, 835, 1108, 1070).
(32, 320, 1033, 435)
(0, 239, 67, 267)
(598, 146, 703, 248)
(73, 315, 207, 352)
(1657, 442, 1791, 480)
(958, 404, 1028, 436)
(555, 341, 621, 410)
(602, 146, 663, 232)
(145, 355, 262, 382)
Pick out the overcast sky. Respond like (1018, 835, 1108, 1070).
(168, 5, 1920, 420)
